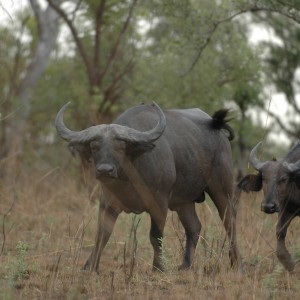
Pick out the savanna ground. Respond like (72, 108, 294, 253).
(1, 154, 300, 300)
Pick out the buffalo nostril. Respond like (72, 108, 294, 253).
(96, 164, 116, 178)
(261, 203, 277, 214)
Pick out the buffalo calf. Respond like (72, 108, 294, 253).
(238, 141, 300, 271)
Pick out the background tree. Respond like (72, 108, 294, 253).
(0, 0, 60, 177)
(257, 14, 300, 142)
(46, 0, 138, 124)
(127, 0, 266, 177)
(1, 0, 300, 180)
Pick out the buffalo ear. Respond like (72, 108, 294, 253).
(125, 142, 155, 159)
(289, 170, 300, 189)
(68, 142, 92, 162)
(237, 174, 263, 193)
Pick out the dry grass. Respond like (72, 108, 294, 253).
(1, 167, 300, 300)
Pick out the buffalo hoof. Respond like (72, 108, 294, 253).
(277, 253, 295, 272)
(284, 262, 295, 272)
(82, 260, 91, 271)
(81, 260, 100, 274)
(80, 267, 100, 275)
(178, 262, 192, 271)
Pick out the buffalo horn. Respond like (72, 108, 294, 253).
(117, 102, 166, 144)
(282, 160, 300, 173)
(249, 141, 266, 171)
(55, 102, 166, 144)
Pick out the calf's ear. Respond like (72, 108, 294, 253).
(237, 174, 263, 193)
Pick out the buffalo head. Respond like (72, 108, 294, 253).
(55, 102, 166, 181)
(238, 141, 300, 271)
(237, 142, 280, 214)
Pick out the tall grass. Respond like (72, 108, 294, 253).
(1, 168, 300, 299)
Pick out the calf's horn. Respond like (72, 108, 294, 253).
(249, 141, 266, 171)
(55, 102, 166, 144)
(282, 160, 300, 173)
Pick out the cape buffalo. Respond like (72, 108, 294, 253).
(238, 141, 300, 271)
(55, 102, 241, 272)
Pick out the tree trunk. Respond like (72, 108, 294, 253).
(4, 0, 60, 177)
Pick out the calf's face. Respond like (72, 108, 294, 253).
(238, 142, 283, 213)
(238, 160, 280, 214)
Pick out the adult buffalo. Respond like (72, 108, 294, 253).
(238, 141, 300, 271)
(55, 102, 241, 273)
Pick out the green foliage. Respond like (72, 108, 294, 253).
(0, 20, 30, 103)
(8, 241, 29, 285)
(291, 241, 300, 262)
(127, 0, 263, 115)
(2, 0, 300, 173)
(263, 16, 300, 101)
(262, 263, 285, 296)
(158, 237, 176, 272)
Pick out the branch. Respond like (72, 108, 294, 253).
(99, 58, 134, 114)
(71, 0, 83, 22)
(286, 95, 300, 115)
(181, 3, 300, 76)
(11, 17, 29, 90)
(94, 0, 106, 78)
(264, 108, 298, 138)
(180, 8, 251, 76)
(1, 192, 16, 255)
(0, 17, 27, 119)
(0, 1, 13, 22)
(46, 0, 93, 85)
(180, 24, 217, 76)
(100, 0, 138, 83)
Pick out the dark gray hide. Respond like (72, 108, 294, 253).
(55, 102, 241, 273)
(238, 141, 300, 271)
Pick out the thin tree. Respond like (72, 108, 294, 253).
(1, 0, 60, 176)
(47, 0, 138, 123)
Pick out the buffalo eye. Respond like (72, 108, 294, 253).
(277, 175, 288, 185)
(114, 140, 126, 151)
(90, 141, 101, 153)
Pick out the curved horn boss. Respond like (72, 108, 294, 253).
(55, 102, 166, 145)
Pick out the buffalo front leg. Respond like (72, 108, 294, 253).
(83, 202, 119, 273)
(149, 210, 167, 272)
(176, 203, 201, 270)
(276, 210, 295, 271)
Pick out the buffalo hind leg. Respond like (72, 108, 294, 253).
(276, 210, 295, 271)
(83, 202, 119, 273)
(208, 190, 241, 271)
(176, 203, 201, 270)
